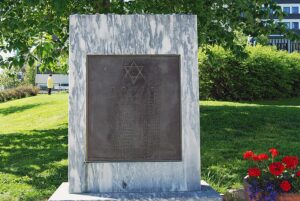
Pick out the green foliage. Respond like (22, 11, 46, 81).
(199, 45, 300, 101)
(0, 68, 22, 89)
(0, 0, 297, 72)
(256, 35, 270, 46)
(0, 64, 37, 90)
(0, 85, 39, 102)
(23, 65, 36, 86)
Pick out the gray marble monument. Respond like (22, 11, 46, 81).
(49, 14, 221, 201)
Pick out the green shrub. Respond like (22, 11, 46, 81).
(0, 68, 22, 89)
(0, 85, 39, 103)
(199, 45, 300, 101)
(286, 52, 300, 96)
(23, 64, 36, 86)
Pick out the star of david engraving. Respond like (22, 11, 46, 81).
(123, 60, 144, 84)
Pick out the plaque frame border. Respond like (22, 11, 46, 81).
(85, 54, 182, 163)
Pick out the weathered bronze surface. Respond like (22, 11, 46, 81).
(86, 55, 181, 162)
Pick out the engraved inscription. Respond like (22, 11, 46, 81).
(86, 55, 181, 161)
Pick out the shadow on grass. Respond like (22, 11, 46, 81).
(0, 125, 68, 191)
(200, 103, 300, 192)
(0, 103, 46, 116)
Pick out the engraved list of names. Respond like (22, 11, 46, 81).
(86, 55, 181, 162)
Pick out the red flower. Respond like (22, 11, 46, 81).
(269, 148, 279, 157)
(280, 180, 292, 192)
(282, 156, 299, 169)
(296, 171, 300, 177)
(269, 162, 285, 176)
(258, 153, 269, 161)
(248, 167, 261, 177)
(243, 151, 254, 159)
(252, 154, 268, 161)
(252, 154, 260, 161)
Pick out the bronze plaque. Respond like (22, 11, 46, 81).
(86, 55, 181, 162)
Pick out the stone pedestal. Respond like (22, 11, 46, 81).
(49, 182, 221, 201)
(49, 14, 221, 200)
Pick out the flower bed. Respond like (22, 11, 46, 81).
(243, 148, 300, 200)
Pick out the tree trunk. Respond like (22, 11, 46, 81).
(103, 0, 111, 13)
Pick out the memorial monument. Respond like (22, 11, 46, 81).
(49, 14, 221, 201)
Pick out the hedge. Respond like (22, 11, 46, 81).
(199, 45, 300, 101)
(0, 85, 39, 103)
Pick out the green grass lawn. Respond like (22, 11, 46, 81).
(0, 93, 68, 201)
(200, 98, 300, 193)
(1, 93, 300, 200)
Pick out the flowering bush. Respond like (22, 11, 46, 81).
(243, 148, 300, 200)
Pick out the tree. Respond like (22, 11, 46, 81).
(0, 0, 296, 72)
(0, 68, 22, 89)
(23, 64, 36, 86)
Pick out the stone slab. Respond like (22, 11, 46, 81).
(49, 182, 222, 201)
(69, 14, 200, 193)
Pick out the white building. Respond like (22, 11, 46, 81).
(35, 67, 68, 90)
(35, 74, 69, 90)
(269, 1, 300, 52)
(274, 0, 300, 35)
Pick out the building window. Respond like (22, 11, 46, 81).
(292, 7, 299, 14)
(284, 22, 291, 29)
(292, 22, 299, 29)
(283, 7, 290, 14)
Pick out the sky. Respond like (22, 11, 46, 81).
(0, 51, 14, 59)
(0, 50, 15, 73)
(0, 51, 13, 74)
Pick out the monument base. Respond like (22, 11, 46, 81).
(49, 182, 222, 201)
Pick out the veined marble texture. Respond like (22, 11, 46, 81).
(49, 182, 222, 201)
(69, 14, 200, 193)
